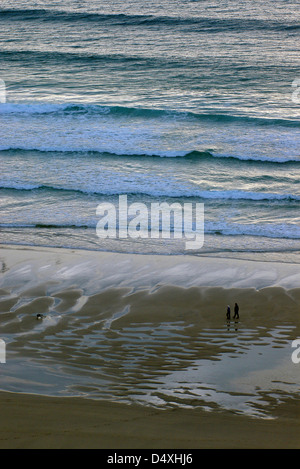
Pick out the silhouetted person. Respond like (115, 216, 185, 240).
(226, 305, 231, 320)
(233, 303, 239, 320)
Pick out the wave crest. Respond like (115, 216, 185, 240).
(1, 8, 299, 32)
(0, 147, 299, 165)
(1, 102, 300, 129)
(0, 182, 299, 202)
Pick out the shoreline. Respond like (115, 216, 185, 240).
(1, 242, 300, 291)
(1, 237, 300, 266)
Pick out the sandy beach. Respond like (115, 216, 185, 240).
(0, 244, 300, 449)
(0, 390, 299, 449)
(1, 0, 300, 452)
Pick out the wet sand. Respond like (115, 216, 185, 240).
(0, 391, 300, 449)
(0, 244, 300, 448)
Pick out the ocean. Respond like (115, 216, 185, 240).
(0, 0, 299, 262)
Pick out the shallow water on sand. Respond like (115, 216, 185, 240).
(1, 251, 300, 419)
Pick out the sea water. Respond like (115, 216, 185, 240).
(0, 0, 299, 262)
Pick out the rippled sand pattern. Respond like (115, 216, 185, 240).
(1, 251, 300, 419)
